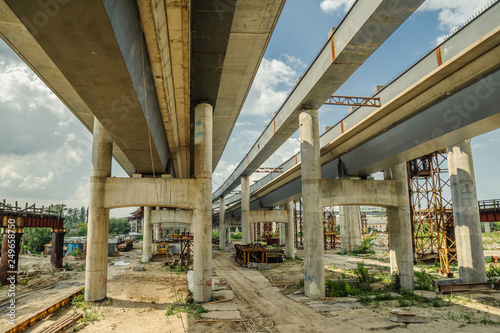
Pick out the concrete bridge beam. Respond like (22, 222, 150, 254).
(447, 139, 487, 283)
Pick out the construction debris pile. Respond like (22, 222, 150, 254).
(370, 234, 389, 247)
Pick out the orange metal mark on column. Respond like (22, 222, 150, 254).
(295, 155, 298, 164)
(341, 121, 344, 133)
(331, 36, 336, 62)
(436, 47, 443, 66)
(273, 118, 276, 133)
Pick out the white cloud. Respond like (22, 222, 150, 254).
(0, 180, 11, 187)
(19, 171, 54, 190)
(420, 0, 491, 32)
(241, 54, 305, 116)
(320, 0, 352, 14)
(0, 164, 23, 181)
(212, 160, 237, 190)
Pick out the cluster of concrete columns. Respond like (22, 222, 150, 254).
(85, 103, 214, 303)
(84, 103, 486, 304)
(239, 177, 296, 258)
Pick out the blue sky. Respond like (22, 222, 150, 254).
(0, 0, 498, 217)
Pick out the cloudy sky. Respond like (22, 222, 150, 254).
(0, 0, 498, 217)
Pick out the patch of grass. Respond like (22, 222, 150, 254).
(18, 278, 29, 286)
(71, 292, 102, 324)
(296, 279, 304, 288)
(414, 269, 435, 291)
(486, 264, 500, 282)
(390, 273, 401, 292)
(354, 262, 374, 292)
(165, 300, 208, 319)
(326, 276, 360, 297)
(358, 295, 372, 305)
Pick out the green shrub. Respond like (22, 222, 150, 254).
(414, 270, 435, 291)
(231, 232, 242, 240)
(486, 264, 500, 282)
(390, 272, 401, 292)
(326, 276, 359, 297)
(354, 262, 374, 291)
(296, 279, 304, 288)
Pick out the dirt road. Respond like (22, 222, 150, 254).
(211, 251, 364, 333)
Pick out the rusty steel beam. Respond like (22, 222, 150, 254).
(438, 280, 500, 293)
(51, 228, 66, 269)
(324, 95, 381, 107)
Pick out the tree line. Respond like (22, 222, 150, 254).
(20, 204, 131, 253)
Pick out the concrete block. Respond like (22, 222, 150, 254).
(433, 278, 460, 287)
(200, 310, 242, 320)
(257, 263, 271, 270)
(133, 265, 145, 272)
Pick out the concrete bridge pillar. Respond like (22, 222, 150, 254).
(385, 163, 414, 291)
(51, 228, 66, 268)
(85, 117, 112, 302)
(447, 139, 486, 283)
(484, 222, 491, 233)
(299, 109, 325, 298)
(241, 176, 250, 245)
(142, 206, 152, 262)
(219, 196, 226, 249)
(286, 201, 295, 259)
(340, 205, 362, 254)
(0, 227, 23, 285)
(193, 103, 213, 303)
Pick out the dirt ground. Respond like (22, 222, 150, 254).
(1, 243, 500, 332)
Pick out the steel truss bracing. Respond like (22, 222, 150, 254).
(407, 150, 456, 276)
(323, 206, 337, 249)
(324, 95, 381, 107)
(293, 199, 337, 249)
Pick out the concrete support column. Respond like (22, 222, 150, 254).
(484, 222, 491, 234)
(219, 197, 226, 249)
(299, 109, 325, 298)
(85, 117, 112, 302)
(447, 139, 486, 283)
(340, 205, 362, 254)
(193, 103, 213, 303)
(142, 206, 152, 262)
(51, 228, 66, 268)
(241, 176, 250, 245)
(286, 201, 295, 259)
(385, 163, 414, 291)
(226, 224, 231, 245)
(0, 228, 23, 285)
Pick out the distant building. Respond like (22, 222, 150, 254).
(128, 208, 143, 234)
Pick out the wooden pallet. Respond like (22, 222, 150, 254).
(39, 313, 83, 333)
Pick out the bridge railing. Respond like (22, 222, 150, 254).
(0, 200, 63, 219)
(478, 199, 500, 212)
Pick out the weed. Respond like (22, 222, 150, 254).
(326, 276, 359, 297)
(358, 295, 372, 305)
(18, 278, 29, 286)
(165, 300, 208, 319)
(354, 262, 374, 292)
(414, 270, 435, 291)
(296, 279, 304, 288)
(486, 264, 500, 282)
(390, 273, 401, 292)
